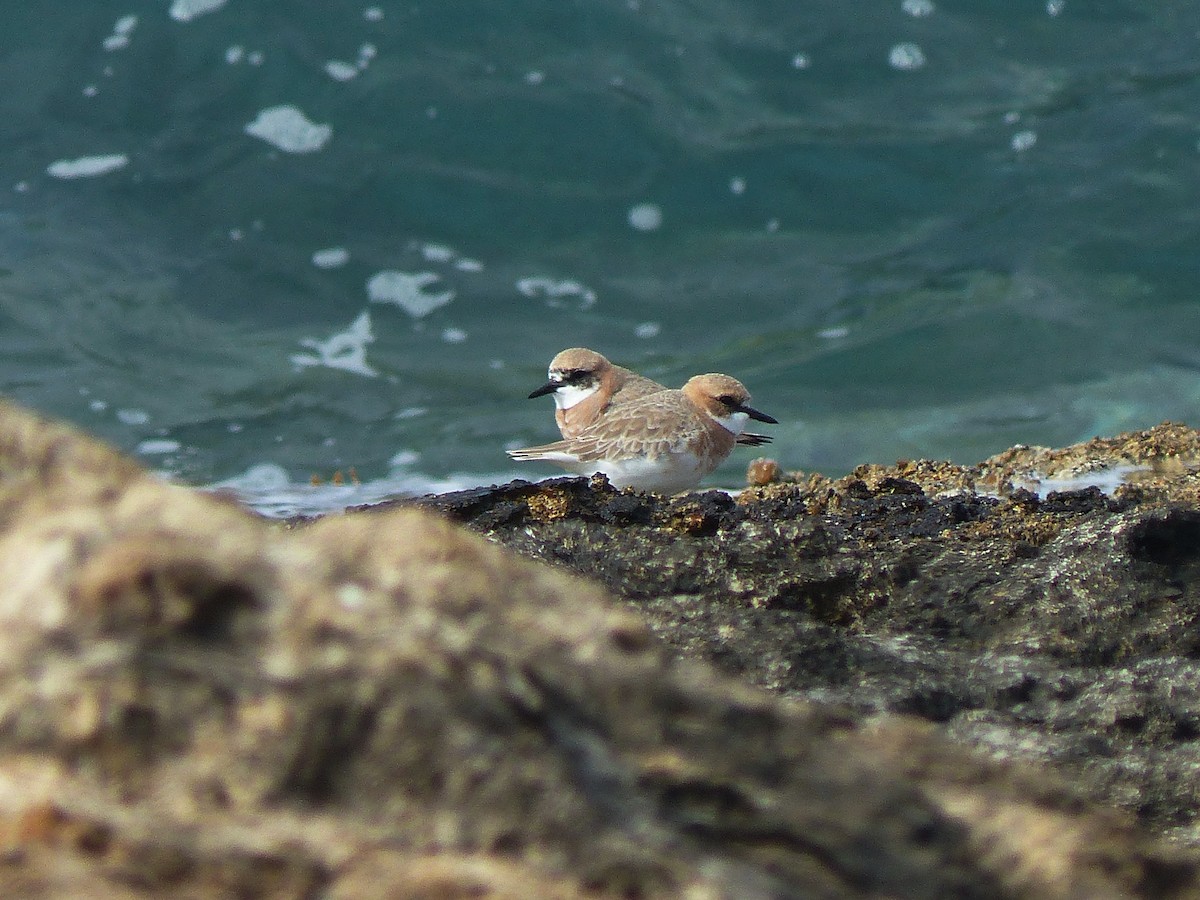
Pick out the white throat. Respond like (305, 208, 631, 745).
(553, 381, 600, 410)
(712, 410, 749, 435)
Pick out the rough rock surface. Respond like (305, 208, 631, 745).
(0, 399, 1197, 897)
(407, 423, 1200, 859)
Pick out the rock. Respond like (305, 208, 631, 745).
(401, 423, 1200, 854)
(0, 398, 1194, 897)
(746, 457, 782, 486)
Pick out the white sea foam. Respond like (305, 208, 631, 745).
(116, 408, 150, 426)
(170, 0, 228, 22)
(888, 43, 926, 71)
(366, 270, 454, 318)
(409, 242, 484, 272)
(317, 469, 744, 520)
(325, 61, 359, 81)
(291, 311, 378, 377)
(516, 277, 597, 309)
(136, 439, 182, 455)
(46, 154, 129, 179)
(420, 243, 456, 262)
(207, 462, 519, 518)
(1012, 464, 1145, 498)
(902, 0, 935, 16)
(312, 247, 350, 268)
(244, 105, 332, 154)
(1011, 130, 1037, 152)
(627, 202, 663, 231)
(103, 15, 137, 51)
(634, 322, 661, 339)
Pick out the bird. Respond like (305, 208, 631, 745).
(508, 373, 777, 493)
(526, 347, 665, 438)
(526, 348, 772, 447)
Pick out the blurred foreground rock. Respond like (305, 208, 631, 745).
(0, 399, 1196, 897)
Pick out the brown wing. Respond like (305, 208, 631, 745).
(612, 369, 669, 402)
(560, 390, 702, 463)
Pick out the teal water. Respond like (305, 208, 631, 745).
(3, 1, 1200, 513)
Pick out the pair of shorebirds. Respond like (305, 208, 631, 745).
(507, 348, 776, 493)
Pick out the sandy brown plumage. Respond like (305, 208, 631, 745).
(510, 373, 777, 493)
(527, 348, 771, 446)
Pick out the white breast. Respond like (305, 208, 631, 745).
(596, 452, 709, 493)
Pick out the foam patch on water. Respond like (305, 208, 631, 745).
(46, 154, 129, 179)
(312, 247, 350, 268)
(1011, 130, 1037, 152)
(410, 241, 483, 272)
(170, 0, 228, 22)
(325, 44, 376, 82)
(902, 0, 935, 16)
(1012, 464, 1147, 497)
(291, 311, 378, 377)
(244, 105, 332, 154)
(325, 61, 359, 81)
(516, 277, 597, 309)
(137, 439, 182, 455)
(634, 322, 660, 339)
(207, 462, 518, 518)
(420, 243, 456, 263)
(116, 408, 150, 426)
(103, 15, 138, 51)
(367, 270, 454, 318)
(627, 202, 663, 231)
(888, 43, 926, 71)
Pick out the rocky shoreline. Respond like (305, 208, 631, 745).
(402, 424, 1200, 847)
(1, 398, 1199, 897)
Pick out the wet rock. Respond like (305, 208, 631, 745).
(401, 423, 1200, 853)
(0, 399, 1195, 897)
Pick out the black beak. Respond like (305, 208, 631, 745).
(738, 404, 778, 424)
(528, 380, 559, 400)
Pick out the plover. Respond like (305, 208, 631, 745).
(509, 373, 777, 493)
(527, 347, 772, 447)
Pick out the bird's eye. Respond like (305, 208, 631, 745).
(717, 395, 737, 406)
